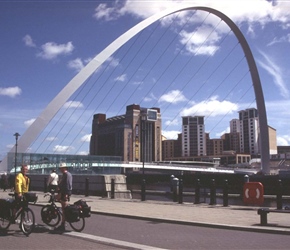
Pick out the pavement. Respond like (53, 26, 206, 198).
(1, 190, 290, 235)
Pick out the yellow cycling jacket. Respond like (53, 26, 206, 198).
(15, 173, 30, 194)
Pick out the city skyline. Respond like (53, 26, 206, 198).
(1, 1, 290, 161)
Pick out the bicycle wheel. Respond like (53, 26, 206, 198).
(41, 205, 61, 227)
(20, 207, 35, 236)
(0, 216, 11, 230)
(69, 217, 85, 232)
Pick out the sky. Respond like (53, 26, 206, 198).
(1, 0, 290, 161)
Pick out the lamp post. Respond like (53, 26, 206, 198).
(13, 132, 20, 178)
(141, 114, 146, 201)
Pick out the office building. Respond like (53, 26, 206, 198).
(162, 133, 182, 160)
(268, 126, 277, 155)
(90, 104, 162, 162)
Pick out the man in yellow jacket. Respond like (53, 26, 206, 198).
(12, 165, 30, 222)
(15, 165, 30, 198)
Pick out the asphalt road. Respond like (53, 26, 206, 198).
(1, 205, 290, 250)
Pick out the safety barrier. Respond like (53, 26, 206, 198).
(40, 175, 290, 208)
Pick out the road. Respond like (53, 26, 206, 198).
(0, 205, 289, 250)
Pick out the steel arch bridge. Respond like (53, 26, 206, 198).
(0, 5, 270, 174)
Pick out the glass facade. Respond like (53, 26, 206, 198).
(8, 152, 122, 175)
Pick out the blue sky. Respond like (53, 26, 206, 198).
(1, 0, 290, 161)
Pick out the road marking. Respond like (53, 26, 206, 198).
(65, 231, 166, 250)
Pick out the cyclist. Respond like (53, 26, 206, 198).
(15, 165, 30, 198)
(55, 163, 72, 231)
(47, 169, 59, 193)
(13, 165, 30, 222)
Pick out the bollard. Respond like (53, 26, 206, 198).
(85, 178, 89, 197)
(178, 178, 183, 204)
(209, 179, 216, 205)
(141, 179, 146, 201)
(111, 179, 115, 199)
(194, 179, 200, 204)
(223, 179, 229, 207)
(277, 179, 283, 209)
(170, 175, 175, 192)
(241, 174, 250, 199)
(172, 177, 179, 202)
(44, 177, 47, 193)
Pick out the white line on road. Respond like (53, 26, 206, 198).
(65, 231, 167, 250)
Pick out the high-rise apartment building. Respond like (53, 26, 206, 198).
(182, 116, 206, 157)
(90, 104, 162, 162)
(222, 119, 241, 153)
(230, 119, 240, 133)
(207, 138, 224, 156)
(239, 108, 259, 155)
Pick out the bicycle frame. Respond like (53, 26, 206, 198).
(0, 194, 36, 236)
(41, 192, 85, 232)
(12, 200, 28, 222)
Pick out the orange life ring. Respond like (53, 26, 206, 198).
(243, 182, 264, 205)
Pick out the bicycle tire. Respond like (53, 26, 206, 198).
(0, 216, 11, 230)
(69, 217, 85, 232)
(41, 205, 61, 227)
(20, 207, 35, 236)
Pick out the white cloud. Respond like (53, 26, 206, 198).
(53, 145, 74, 153)
(181, 96, 238, 117)
(94, 1, 171, 21)
(37, 41, 74, 60)
(23, 34, 36, 47)
(93, 0, 290, 58)
(143, 92, 157, 102)
(0, 87, 22, 98)
(267, 34, 290, 46)
(68, 58, 85, 72)
(63, 101, 84, 109)
(106, 56, 120, 67)
(80, 134, 91, 142)
(165, 118, 179, 126)
(24, 118, 36, 127)
(215, 126, 230, 137)
(93, 1, 289, 25)
(162, 130, 180, 140)
(179, 25, 221, 56)
(78, 151, 89, 155)
(158, 90, 187, 104)
(93, 3, 119, 21)
(277, 135, 290, 146)
(45, 137, 58, 142)
(114, 74, 127, 82)
(257, 50, 289, 99)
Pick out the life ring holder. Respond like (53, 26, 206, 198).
(243, 182, 264, 205)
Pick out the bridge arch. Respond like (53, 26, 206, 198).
(1, 5, 270, 173)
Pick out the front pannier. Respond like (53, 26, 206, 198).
(24, 192, 38, 203)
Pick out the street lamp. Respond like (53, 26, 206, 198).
(14, 132, 20, 179)
(140, 109, 158, 201)
(141, 114, 146, 201)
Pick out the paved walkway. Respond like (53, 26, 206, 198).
(1, 191, 290, 235)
